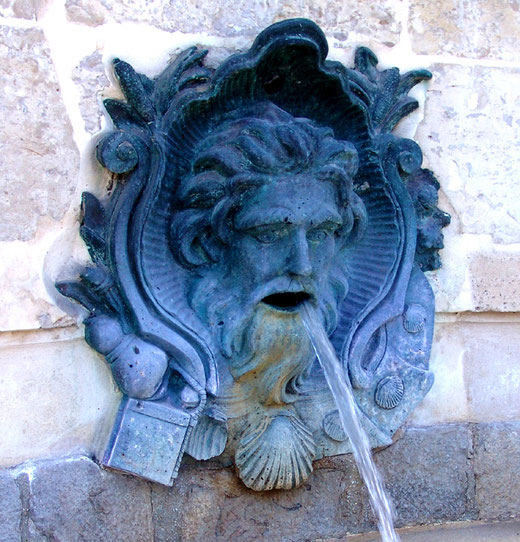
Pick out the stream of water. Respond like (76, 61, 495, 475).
(300, 303, 400, 542)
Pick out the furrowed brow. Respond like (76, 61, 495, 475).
(235, 206, 295, 230)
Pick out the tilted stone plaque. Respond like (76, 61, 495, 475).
(57, 19, 449, 491)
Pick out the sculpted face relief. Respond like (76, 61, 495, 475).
(57, 19, 449, 491)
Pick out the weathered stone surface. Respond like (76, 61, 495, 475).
(3, 423, 518, 540)
(428, 243, 520, 314)
(462, 322, 520, 423)
(72, 51, 110, 134)
(150, 425, 475, 540)
(345, 520, 520, 541)
(376, 425, 475, 525)
(415, 63, 520, 312)
(64, 0, 105, 25)
(0, 234, 77, 331)
(152, 455, 373, 541)
(0, 26, 78, 242)
(65, 0, 401, 43)
(469, 252, 520, 312)
(26, 456, 153, 542)
(0, 0, 48, 19)
(416, 64, 520, 246)
(474, 422, 520, 520)
(410, 0, 520, 61)
(0, 470, 22, 542)
(412, 321, 520, 426)
(0, 336, 120, 468)
(410, 322, 470, 426)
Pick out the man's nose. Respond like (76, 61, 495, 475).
(287, 229, 313, 277)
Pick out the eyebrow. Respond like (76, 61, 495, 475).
(235, 206, 343, 230)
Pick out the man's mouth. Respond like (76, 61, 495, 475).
(261, 291, 312, 312)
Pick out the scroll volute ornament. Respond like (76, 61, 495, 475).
(57, 19, 449, 490)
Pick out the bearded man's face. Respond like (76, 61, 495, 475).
(230, 174, 343, 317)
(189, 174, 349, 373)
(184, 167, 353, 491)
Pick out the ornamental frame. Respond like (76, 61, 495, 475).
(58, 19, 449, 491)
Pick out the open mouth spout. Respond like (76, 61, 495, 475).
(261, 291, 312, 312)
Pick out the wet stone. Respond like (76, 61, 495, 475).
(0, 424, 513, 542)
(0, 26, 78, 242)
(27, 456, 153, 542)
(375, 425, 475, 525)
(151, 425, 476, 540)
(474, 422, 520, 521)
(0, 470, 22, 542)
(151, 455, 373, 542)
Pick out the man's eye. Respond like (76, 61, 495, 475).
(252, 228, 283, 243)
(307, 229, 328, 242)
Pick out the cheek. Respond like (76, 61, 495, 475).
(231, 236, 273, 275)
(311, 237, 336, 268)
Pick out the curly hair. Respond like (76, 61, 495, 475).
(170, 102, 367, 268)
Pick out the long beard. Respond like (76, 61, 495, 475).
(189, 262, 348, 365)
(188, 266, 349, 491)
(230, 310, 318, 490)
(190, 274, 316, 405)
(231, 304, 315, 405)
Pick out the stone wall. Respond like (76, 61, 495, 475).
(2, 423, 520, 541)
(0, 0, 519, 538)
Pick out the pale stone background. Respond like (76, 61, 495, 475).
(0, 0, 519, 468)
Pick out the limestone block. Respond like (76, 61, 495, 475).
(412, 320, 520, 426)
(0, 26, 78, 242)
(0, 336, 120, 468)
(376, 425, 475, 525)
(416, 64, 520, 245)
(0, 0, 48, 19)
(410, 0, 520, 61)
(474, 422, 520, 520)
(462, 322, 520, 423)
(469, 252, 520, 312)
(65, 0, 401, 43)
(72, 51, 110, 135)
(0, 233, 81, 332)
(410, 322, 470, 426)
(431, 241, 520, 314)
(26, 457, 153, 542)
(0, 471, 22, 542)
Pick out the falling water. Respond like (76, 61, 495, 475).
(300, 303, 400, 542)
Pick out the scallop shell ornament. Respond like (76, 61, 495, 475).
(375, 375, 405, 410)
(185, 413, 228, 460)
(235, 412, 316, 491)
(403, 303, 427, 333)
(322, 410, 347, 442)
